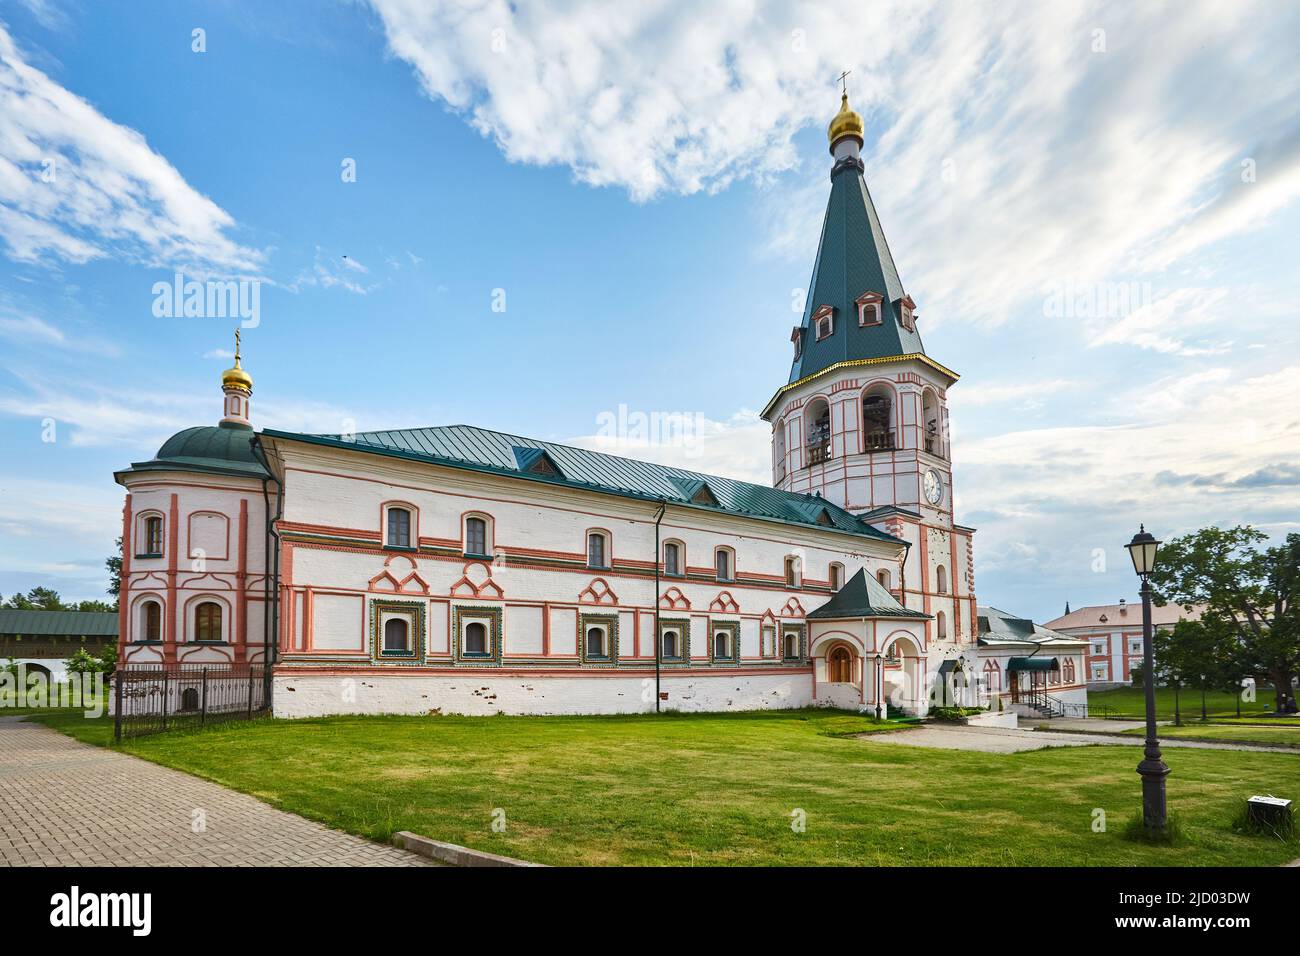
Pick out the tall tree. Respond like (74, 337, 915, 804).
(3, 586, 65, 610)
(106, 537, 122, 598)
(1151, 526, 1299, 711)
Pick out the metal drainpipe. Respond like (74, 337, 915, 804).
(652, 499, 667, 714)
(249, 435, 283, 672)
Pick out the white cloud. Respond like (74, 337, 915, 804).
(287, 247, 382, 295)
(569, 408, 770, 484)
(949, 378, 1078, 410)
(367, 0, 1300, 343)
(0, 23, 262, 273)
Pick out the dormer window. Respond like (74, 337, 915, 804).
(897, 294, 917, 332)
(790, 325, 803, 359)
(812, 305, 834, 341)
(857, 291, 883, 326)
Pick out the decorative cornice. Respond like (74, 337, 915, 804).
(763, 353, 960, 419)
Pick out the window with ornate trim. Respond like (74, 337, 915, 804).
(586, 626, 608, 659)
(782, 630, 799, 661)
(464, 621, 488, 656)
(465, 516, 489, 557)
(715, 547, 734, 582)
(194, 601, 222, 642)
(813, 304, 834, 341)
(141, 600, 161, 642)
(762, 625, 776, 658)
(143, 515, 164, 556)
(897, 295, 917, 332)
(661, 627, 682, 660)
(663, 541, 682, 576)
(385, 506, 412, 548)
(384, 617, 409, 652)
(587, 531, 608, 569)
(857, 292, 883, 326)
(791, 325, 803, 359)
(712, 626, 736, 662)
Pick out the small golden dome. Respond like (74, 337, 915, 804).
(221, 331, 252, 393)
(827, 92, 864, 150)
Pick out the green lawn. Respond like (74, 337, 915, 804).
(1122, 723, 1300, 747)
(1089, 685, 1278, 720)
(1, 686, 106, 718)
(28, 708, 1300, 867)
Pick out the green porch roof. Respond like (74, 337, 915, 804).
(261, 424, 904, 545)
(1007, 656, 1059, 672)
(806, 568, 929, 620)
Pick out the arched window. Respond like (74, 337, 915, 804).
(194, 601, 222, 642)
(142, 600, 161, 642)
(386, 507, 411, 548)
(829, 563, 845, 591)
(1063, 659, 1076, 683)
(805, 399, 831, 465)
(180, 687, 199, 712)
(774, 420, 788, 482)
(922, 390, 941, 457)
(984, 659, 1001, 691)
(661, 629, 679, 659)
(465, 516, 488, 556)
(464, 621, 487, 655)
(586, 627, 606, 658)
(936, 610, 947, 641)
(862, 385, 894, 452)
(877, 568, 891, 590)
(782, 632, 798, 660)
(587, 532, 608, 569)
(936, 565, 948, 594)
(144, 515, 164, 555)
(784, 556, 800, 587)
(715, 548, 733, 582)
(383, 618, 409, 652)
(663, 541, 681, 576)
(762, 625, 776, 658)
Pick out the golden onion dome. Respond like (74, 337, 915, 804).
(827, 92, 864, 150)
(221, 331, 253, 392)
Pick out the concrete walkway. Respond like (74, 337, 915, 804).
(0, 717, 434, 866)
(866, 723, 1300, 755)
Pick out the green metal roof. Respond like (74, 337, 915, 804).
(117, 423, 268, 480)
(1007, 656, 1059, 672)
(806, 568, 929, 620)
(0, 609, 118, 637)
(787, 163, 926, 386)
(262, 424, 904, 545)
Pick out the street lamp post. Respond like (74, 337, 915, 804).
(1126, 525, 1169, 832)
(874, 653, 883, 720)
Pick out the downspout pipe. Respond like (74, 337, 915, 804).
(249, 435, 283, 672)
(652, 499, 667, 714)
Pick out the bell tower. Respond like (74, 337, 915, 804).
(760, 89, 976, 647)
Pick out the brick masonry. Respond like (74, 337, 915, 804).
(0, 717, 433, 866)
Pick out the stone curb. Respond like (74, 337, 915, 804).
(393, 831, 545, 867)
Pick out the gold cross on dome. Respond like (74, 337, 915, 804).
(837, 69, 851, 94)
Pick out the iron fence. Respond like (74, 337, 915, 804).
(113, 664, 270, 740)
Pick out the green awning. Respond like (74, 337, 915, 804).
(1007, 656, 1058, 673)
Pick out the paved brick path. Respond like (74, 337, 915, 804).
(0, 717, 434, 866)
(866, 723, 1300, 754)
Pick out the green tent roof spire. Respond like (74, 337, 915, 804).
(787, 119, 926, 386)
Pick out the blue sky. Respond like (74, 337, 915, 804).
(2, 0, 1299, 622)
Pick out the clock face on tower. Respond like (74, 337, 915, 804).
(923, 468, 943, 505)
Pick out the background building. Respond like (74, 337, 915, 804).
(1045, 600, 1202, 688)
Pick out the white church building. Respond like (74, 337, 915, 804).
(113, 94, 1081, 719)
